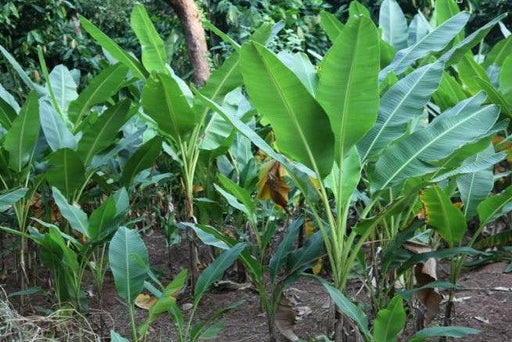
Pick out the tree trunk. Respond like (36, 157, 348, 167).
(168, 0, 210, 86)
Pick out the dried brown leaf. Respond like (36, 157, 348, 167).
(274, 295, 299, 341)
(135, 293, 158, 310)
(414, 258, 441, 324)
(257, 160, 291, 213)
(403, 240, 431, 254)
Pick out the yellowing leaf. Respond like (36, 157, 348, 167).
(193, 184, 204, 193)
(308, 176, 321, 191)
(312, 257, 323, 275)
(135, 293, 158, 310)
(257, 160, 291, 213)
(304, 220, 315, 238)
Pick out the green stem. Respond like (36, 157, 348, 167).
(129, 303, 138, 342)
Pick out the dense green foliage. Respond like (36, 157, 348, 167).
(0, 0, 511, 341)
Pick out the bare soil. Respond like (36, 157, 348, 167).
(1, 230, 511, 342)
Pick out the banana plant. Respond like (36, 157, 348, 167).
(78, 3, 284, 288)
(183, 211, 324, 340)
(195, 1, 510, 340)
(109, 224, 245, 342)
(0, 88, 45, 296)
(0, 186, 129, 309)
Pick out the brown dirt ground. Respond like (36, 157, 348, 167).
(1, 230, 512, 342)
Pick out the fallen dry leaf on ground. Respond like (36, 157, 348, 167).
(135, 293, 158, 310)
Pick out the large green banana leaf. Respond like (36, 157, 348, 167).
(373, 296, 406, 342)
(317, 15, 379, 165)
(457, 53, 492, 94)
(68, 63, 128, 125)
(46, 148, 85, 199)
(130, 4, 167, 73)
(0, 45, 47, 96)
(109, 226, 149, 304)
(478, 184, 512, 226)
(457, 144, 495, 219)
(319, 11, 344, 42)
(48, 65, 78, 116)
(371, 93, 499, 191)
(52, 187, 89, 237)
(421, 185, 467, 246)
(381, 12, 469, 78)
(142, 72, 196, 141)
(408, 12, 431, 46)
(39, 100, 77, 152)
(3, 92, 40, 172)
(432, 71, 467, 111)
(379, 0, 408, 51)
(500, 55, 512, 103)
(0, 188, 28, 209)
(484, 34, 512, 68)
(358, 62, 444, 160)
(80, 15, 147, 80)
(122, 136, 163, 186)
(0, 95, 17, 130)
(77, 99, 131, 167)
(240, 42, 334, 178)
(435, 0, 464, 43)
(440, 14, 507, 66)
